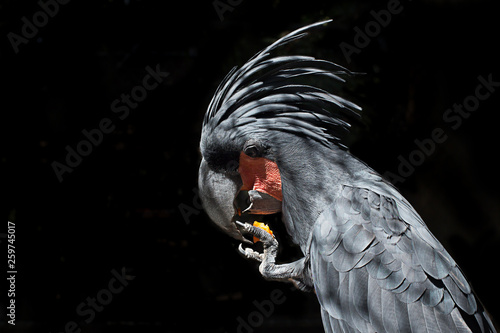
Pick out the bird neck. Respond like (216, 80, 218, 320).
(276, 141, 354, 253)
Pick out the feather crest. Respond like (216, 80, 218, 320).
(202, 20, 361, 148)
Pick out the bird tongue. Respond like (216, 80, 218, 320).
(238, 152, 283, 202)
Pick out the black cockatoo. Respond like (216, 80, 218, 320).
(198, 20, 496, 332)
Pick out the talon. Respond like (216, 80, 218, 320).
(235, 221, 249, 229)
(238, 243, 263, 262)
(235, 221, 275, 244)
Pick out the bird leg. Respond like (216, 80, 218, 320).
(236, 222, 313, 291)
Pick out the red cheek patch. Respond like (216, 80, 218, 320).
(238, 152, 282, 201)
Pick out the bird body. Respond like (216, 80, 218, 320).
(198, 20, 496, 332)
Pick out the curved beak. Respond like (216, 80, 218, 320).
(198, 158, 248, 243)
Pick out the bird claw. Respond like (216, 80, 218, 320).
(235, 221, 277, 247)
(236, 221, 278, 265)
(236, 222, 312, 290)
(238, 243, 264, 262)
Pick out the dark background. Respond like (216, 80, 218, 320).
(1, 0, 499, 332)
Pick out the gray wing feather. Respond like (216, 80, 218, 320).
(310, 185, 496, 332)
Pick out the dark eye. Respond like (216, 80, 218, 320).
(244, 145, 259, 158)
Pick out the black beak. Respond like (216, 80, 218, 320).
(198, 159, 250, 243)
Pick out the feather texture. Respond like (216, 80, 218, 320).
(202, 20, 361, 149)
(310, 185, 496, 332)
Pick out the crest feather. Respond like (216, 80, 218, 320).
(202, 20, 361, 148)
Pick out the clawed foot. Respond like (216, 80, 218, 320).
(238, 243, 265, 261)
(236, 221, 278, 263)
(236, 221, 313, 291)
(236, 221, 278, 260)
(236, 221, 277, 244)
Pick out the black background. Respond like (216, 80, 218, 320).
(1, 0, 499, 332)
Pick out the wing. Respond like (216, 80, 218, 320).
(310, 185, 496, 333)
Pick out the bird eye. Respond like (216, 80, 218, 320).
(244, 145, 259, 158)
